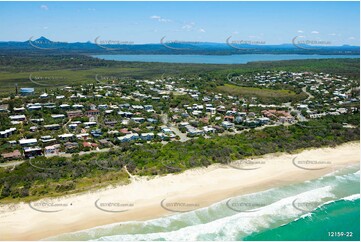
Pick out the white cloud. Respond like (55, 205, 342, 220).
(328, 33, 337, 36)
(349, 36, 356, 40)
(40, 5, 48, 11)
(181, 22, 198, 32)
(199, 28, 206, 33)
(311, 31, 319, 34)
(150, 15, 171, 23)
(297, 30, 304, 33)
(182, 24, 193, 31)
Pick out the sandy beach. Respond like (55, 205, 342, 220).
(0, 142, 359, 241)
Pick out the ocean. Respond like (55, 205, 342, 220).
(244, 197, 360, 241)
(46, 164, 360, 241)
(93, 54, 359, 64)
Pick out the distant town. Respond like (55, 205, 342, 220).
(0, 70, 359, 161)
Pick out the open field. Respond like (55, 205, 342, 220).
(216, 84, 306, 103)
(0, 67, 141, 94)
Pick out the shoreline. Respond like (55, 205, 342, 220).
(0, 142, 359, 240)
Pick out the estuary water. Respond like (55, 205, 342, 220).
(93, 54, 359, 64)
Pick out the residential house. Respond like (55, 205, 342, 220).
(27, 104, 42, 110)
(64, 142, 78, 151)
(185, 125, 204, 136)
(0, 104, 8, 112)
(147, 118, 158, 124)
(19, 88, 34, 96)
(24, 147, 43, 158)
(44, 124, 61, 130)
(85, 109, 100, 117)
(256, 117, 271, 125)
(66, 110, 83, 118)
(76, 133, 89, 140)
(60, 104, 71, 109)
(58, 134, 75, 141)
(44, 144, 61, 156)
(140, 133, 155, 141)
(221, 121, 235, 129)
(72, 104, 84, 109)
(84, 121, 97, 127)
(1, 150, 22, 160)
(30, 118, 44, 124)
(179, 122, 190, 128)
(19, 138, 38, 146)
(118, 133, 139, 142)
(40, 136, 56, 143)
(9, 115, 26, 122)
(224, 116, 235, 122)
(51, 114, 65, 119)
(120, 128, 131, 135)
(0, 128, 16, 138)
(131, 117, 145, 123)
(203, 126, 216, 134)
(118, 111, 133, 118)
(13, 107, 26, 112)
(83, 142, 98, 149)
(91, 129, 102, 137)
(161, 127, 173, 135)
(39, 93, 48, 98)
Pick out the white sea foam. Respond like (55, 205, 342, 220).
(96, 186, 336, 241)
(341, 193, 360, 201)
(45, 168, 359, 241)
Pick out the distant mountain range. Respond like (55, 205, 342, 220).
(0, 36, 359, 55)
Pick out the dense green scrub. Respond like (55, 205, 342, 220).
(0, 113, 359, 202)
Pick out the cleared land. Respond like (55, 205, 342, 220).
(216, 84, 307, 103)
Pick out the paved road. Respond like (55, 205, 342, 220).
(169, 125, 190, 142)
(0, 160, 24, 168)
(302, 86, 314, 101)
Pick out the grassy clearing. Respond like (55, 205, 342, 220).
(217, 84, 296, 97)
(215, 84, 305, 103)
(0, 67, 143, 95)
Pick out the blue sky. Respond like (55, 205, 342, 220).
(0, 1, 359, 45)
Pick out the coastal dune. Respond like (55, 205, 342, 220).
(0, 142, 359, 240)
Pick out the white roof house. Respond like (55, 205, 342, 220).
(222, 121, 235, 129)
(51, 114, 65, 119)
(19, 138, 38, 146)
(13, 107, 25, 112)
(40, 93, 48, 98)
(58, 134, 74, 139)
(84, 121, 97, 126)
(9, 115, 26, 120)
(117, 133, 139, 142)
(0, 128, 16, 137)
